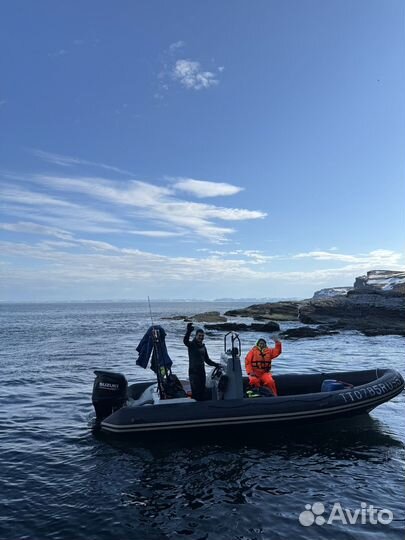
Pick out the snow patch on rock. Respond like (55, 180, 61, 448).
(313, 287, 351, 299)
(356, 270, 405, 291)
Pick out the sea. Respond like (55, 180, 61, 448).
(0, 301, 404, 540)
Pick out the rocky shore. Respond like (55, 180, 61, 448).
(163, 311, 226, 323)
(298, 270, 405, 336)
(217, 270, 405, 338)
(168, 271, 404, 338)
(204, 321, 280, 333)
(224, 301, 301, 321)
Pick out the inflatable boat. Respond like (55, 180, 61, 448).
(92, 331, 404, 437)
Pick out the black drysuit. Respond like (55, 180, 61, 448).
(183, 329, 218, 401)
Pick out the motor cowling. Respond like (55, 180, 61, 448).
(92, 370, 128, 421)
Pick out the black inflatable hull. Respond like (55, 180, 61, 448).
(99, 368, 404, 436)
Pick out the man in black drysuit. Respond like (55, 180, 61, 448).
(183, 323, 220, 401)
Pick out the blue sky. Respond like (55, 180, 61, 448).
(1, 0, 404, 301)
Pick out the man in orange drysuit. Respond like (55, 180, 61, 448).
(245, 337, 282, 396)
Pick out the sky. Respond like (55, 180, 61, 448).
(0, 0, 404, 301)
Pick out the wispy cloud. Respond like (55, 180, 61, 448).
(129, 230, 185, 238)
(169, 40, 185, 52)
(1, 180, 128, 234)
(1, 185, 77, 208)
(200, 249, 279, 264)
(172, 59, 219, 90)
(0, 221, 73, 240)
(293, 249, 403, 266)
(0, 239, 257, 285)
(172, 178, 243, 198)
(1, 238, 403, 293)
(48, 49, 67, 58)
(30, 149, 134, 176)
(6, 173, 265, 242)
(7, 156, 401, 299)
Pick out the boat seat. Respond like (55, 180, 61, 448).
(130, 384, 156, 406)
(129, 385, 196, 407)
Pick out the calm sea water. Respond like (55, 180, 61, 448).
(0, 302, 404, 540)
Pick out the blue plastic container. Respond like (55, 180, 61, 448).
(321, 379, 346, 392)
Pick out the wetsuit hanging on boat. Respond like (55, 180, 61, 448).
(245, 338, 282, 396)
(183, 323, 220, 401)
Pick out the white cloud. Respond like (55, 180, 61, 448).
(169, 41, 185, 52)
(0, 221, 73, 240)
(48, 49, 67, 58)
(30, 149, 133, 176)
(75, 238, 120, 252)
(202, 206, 265, 221)
(1, 185, 77, 208)
(1, 238, 403, 293)
(129, 230, 185, 238)
(1, 181, 128, 235)
(293, 249, 403, 266)
(1, 229, 404, 300)
(172, 178, 243, 198)
(8, 173, 265, 242)
(173, 59, 218, 90)
(294, 251, 361, 262)
(200, 249, 280, 265)
(0, 240, 259, 284)
(156, 43, 222, 97)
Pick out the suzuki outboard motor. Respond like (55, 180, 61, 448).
(92, 370, 128, 421)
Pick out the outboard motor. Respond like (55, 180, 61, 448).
(92, 370, 128, 421)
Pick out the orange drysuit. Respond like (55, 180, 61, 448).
(245, 341, 282, 396)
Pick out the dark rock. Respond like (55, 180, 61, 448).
(280, 326, 339, 339)
(224, 301, 301, 321)
(298, 270, 405, 336)
(205, 323, 250, 331)
(250, 321, 280, 332)
(204, 321, 280, 332)
(361, 328, 405, 337)
(162, 311, 226, 323)
(192, 311, 227, 323)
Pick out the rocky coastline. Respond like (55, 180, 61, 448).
(165, 271, 404, 338)
(298, 270, 405, 336)
(184, 270, 405, 338)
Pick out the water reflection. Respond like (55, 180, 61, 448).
(89, 414, 405, 539)
(98, 413, 403, 458)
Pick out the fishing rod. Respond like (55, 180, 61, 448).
(147, 296, 154, 326)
